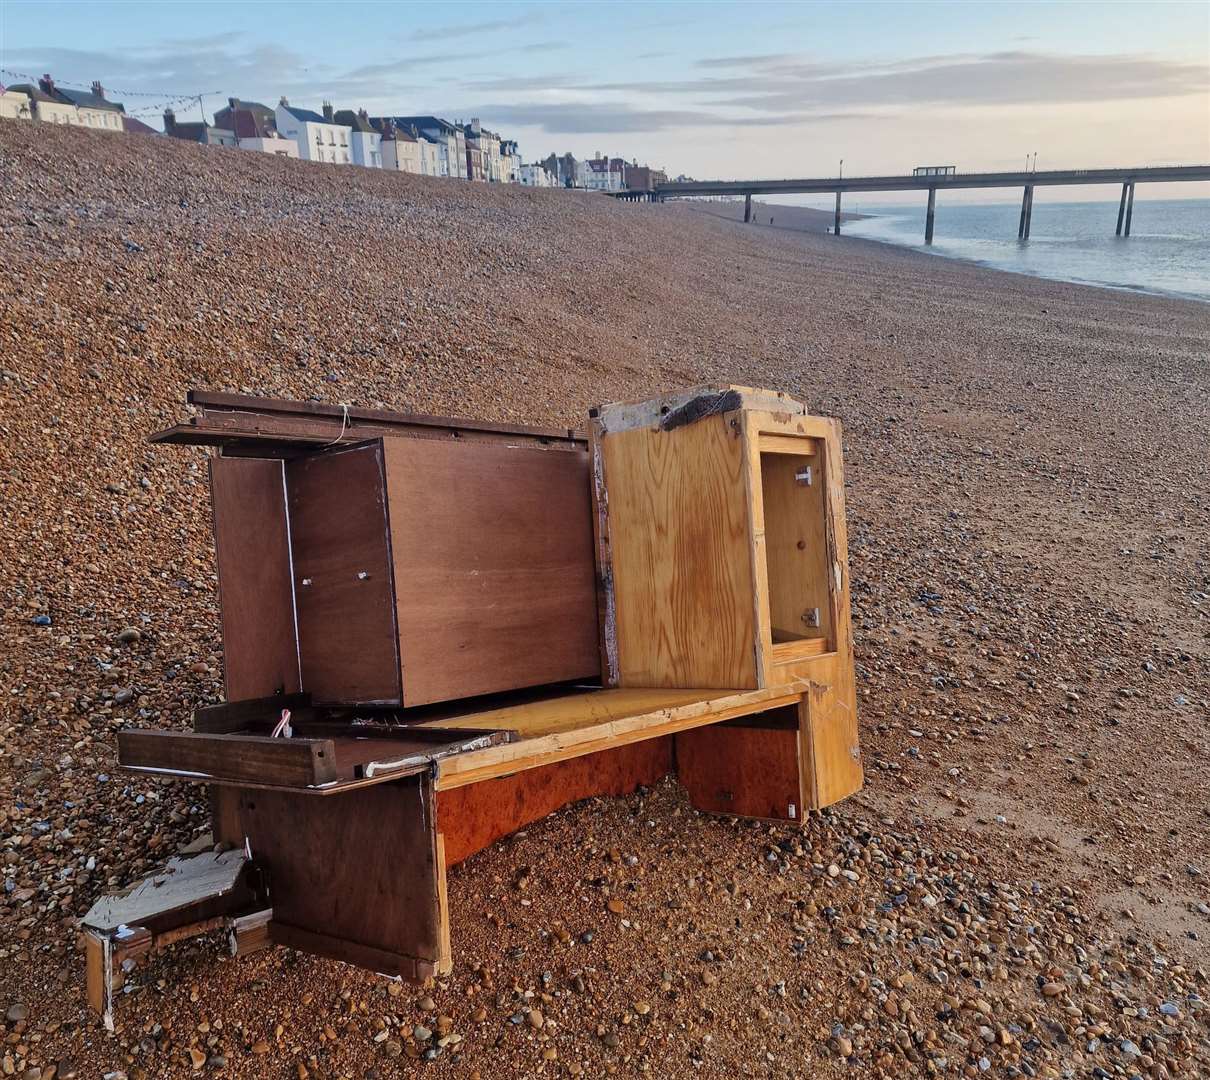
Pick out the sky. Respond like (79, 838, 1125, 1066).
(2, 0, 1208, 202)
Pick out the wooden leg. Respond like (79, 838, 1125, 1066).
(799, 683, 863, 809)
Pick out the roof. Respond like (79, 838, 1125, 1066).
(280, 103, 334, 125)
(122, 116, 158, 135)
(387, 115, 456, 135)
(56, 87, 124, 113)
(6, 83, 54, 104)
(333, 109, 375, 133)
(167, 123, 236, 144)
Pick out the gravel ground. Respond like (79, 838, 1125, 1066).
(0, 121, 1207, 1080)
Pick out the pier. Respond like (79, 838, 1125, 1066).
(651, 165, 1210, 243)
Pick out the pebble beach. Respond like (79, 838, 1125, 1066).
(1, 121, 1207, 1079)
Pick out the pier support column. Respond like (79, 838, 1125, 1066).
(834, 191, 842, 235)
(924, 187, 936, 245)
(1115, 182, 1129, 235)
(1123, 182, 1135, 236)
(744, 193, 752, 223)
(1017, 185, 1034, 239)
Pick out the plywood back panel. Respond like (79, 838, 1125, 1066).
(384, 437, 599, 707)
(238, 777, 445, 973)
(286, 442, 401, 705)
(597, 412, 757, 689)
(209, 456, 299, 700)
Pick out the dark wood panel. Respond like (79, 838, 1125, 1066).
(437, 737, 671, 866)
(193, 692, 313, 734)
(238, 778, 445, 971)
(675, 709, 803, 821)
(287, 441, 402, 705)
(385, 437, 599, 707)
(119, 730, 337, 787)
(209, 456, 300, 700)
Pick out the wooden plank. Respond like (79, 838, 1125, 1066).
(434, 834, 452, 974)
(676, 710, 803, 821)
(287, 441, 402, 705)
(239, 777, 444, 973)
(438, 738, 672, 865)
(187, 388, 583, 445)
(269, 923, 436, 981)
(383, 437, 599, 706)
(757, 437, 834, 650)
(209, 456, 300, 700)
(431, 685, 804, 790)
(800, 682, 863, 808)
(118, 731, 337, 787)
(193, 692, 313, 734)
(427, 687, 718, 738)
(82, 850, 253, 933)
(597, 410, 758, 688)
(758, 433, 817, 456)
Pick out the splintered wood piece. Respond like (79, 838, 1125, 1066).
(83, 850, 252, 934)
(118, 730, 338, 788)
(209, 456, 301, 701)
(239, 775, 445, 977)
(383, 436, 599, 707)
(596, 410, 757, 689)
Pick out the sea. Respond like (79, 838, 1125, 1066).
(836, 197, 1210, 303)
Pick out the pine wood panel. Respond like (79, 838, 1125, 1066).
(758, 440, 833, 648)
(430, 685, 803, 789)
(799, 669, 863, 808)
(384, 437, 599, 707)
(209, 456, 300, 700)
(598, 412, 757, 688)
(286, 442, 402, 705)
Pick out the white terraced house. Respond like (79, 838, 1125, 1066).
(275, 99, 352, 164)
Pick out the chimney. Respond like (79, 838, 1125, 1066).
(163, 107, 176, 133)
(322, 101, 334, 122)
(38, 73, 54, 96)
(228, 97, 239, 109)
(279, 96, 289, 106)
(91, 80, 105, 100)
(358, 107, 368, 121)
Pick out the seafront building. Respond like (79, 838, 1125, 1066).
(334, 109, 382, 168)
(276, 99, 352, 164)
(0, 88, 32, 120)
(0, 74, 669, 194)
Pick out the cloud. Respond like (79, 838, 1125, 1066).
(409, 11, 542, 41)
(462, 101, 866, 134)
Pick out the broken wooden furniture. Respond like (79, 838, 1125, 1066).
(84, 386, 862, 1023)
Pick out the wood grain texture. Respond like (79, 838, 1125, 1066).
(799, 681, 863, 808)
(383, 437, 599, 706)
(287, 441, 402, 705)
(429, 684, 803, 789)
(598, 411, 757, 689)
(438, 738, 672, 866)
(676, 714, 803, 821)
(118, 730, 337, 787)
(209, 456, 300, 700)
(239, 776, 444, 971)
(759, 440, 833, 648)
